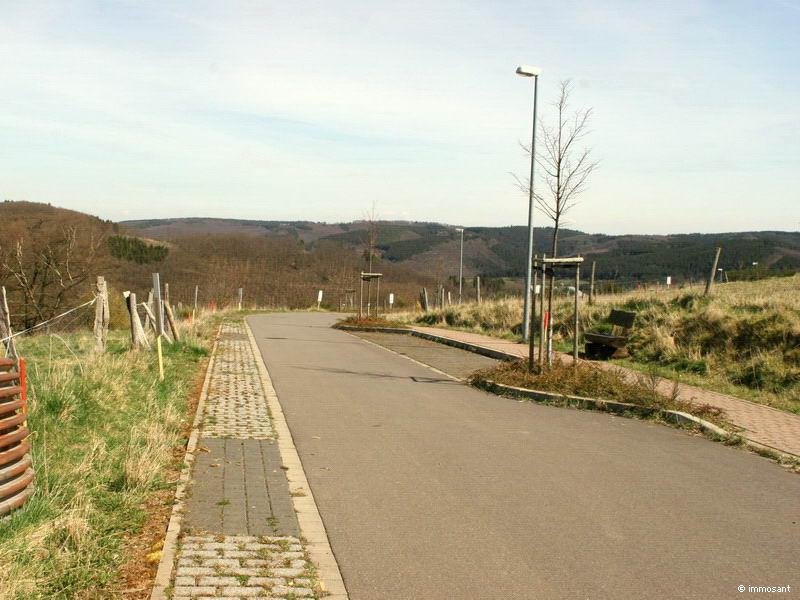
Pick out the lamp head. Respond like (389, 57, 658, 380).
(516, 65, 541, 77)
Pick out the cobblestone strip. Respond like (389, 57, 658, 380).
(173, 535, 318, 599)
(203, 323, 272, 440)
(153, 320, 328, 600)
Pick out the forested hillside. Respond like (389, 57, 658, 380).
(125, 217, 800, 285)
(0, 202, 433, 329)
(2, 202, 796, 331)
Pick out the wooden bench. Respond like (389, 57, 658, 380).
(584, 309, 637, 359)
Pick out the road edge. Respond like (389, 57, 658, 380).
(245, 317, 349, 600)
(150, 334, 219, 600)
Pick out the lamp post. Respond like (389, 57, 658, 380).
(516, 64, 541, 343)
(456, 227, 464, 302)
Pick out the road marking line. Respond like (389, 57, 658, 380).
(342, 330, 463, 382)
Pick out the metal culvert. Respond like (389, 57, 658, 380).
(0, 357, 33, 516)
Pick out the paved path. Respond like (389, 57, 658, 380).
(413, 325, 800, 457)
(249, 312, 799, 600)
(164, 322, 321, 599)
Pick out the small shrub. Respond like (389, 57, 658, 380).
(337, 315, 406, 329)
(468, 359, 716, 418)
(729, 352, 800, 393)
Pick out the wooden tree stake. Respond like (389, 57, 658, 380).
(573, 263, 580, 363)
(143, 289, 154, 332)
(165, 301, 181, 343)
(125, 291, 150, 350)
(0, 286, 16, 357)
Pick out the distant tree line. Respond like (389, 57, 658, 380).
(107, 235, 168, 264)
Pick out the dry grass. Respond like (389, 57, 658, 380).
(388, 275, 800, 413)
(0, 313, 218, 599)
(469, 358, 726, 424)
(336, 315, 407, 329)
(392, 296, 523, 338)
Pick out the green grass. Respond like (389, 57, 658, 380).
(390, 275, 800, 414)
(0, 322, 214, 599)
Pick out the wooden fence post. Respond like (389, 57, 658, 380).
(124, 291, 150, 350)
(93, 276, 109, 353)
(589, 261, 596, 305)
(143, 289, 154, 332)
(165, 301, 181, 343)
(141, 301, 159, 336)
(0, 286, 16, 358)
(704, 247, 722, 296)
(475, 276, 481, 304)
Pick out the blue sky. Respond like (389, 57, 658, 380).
(1, 1, 798, 234)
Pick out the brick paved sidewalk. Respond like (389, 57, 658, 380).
(163, 322, 323, 600)
(413, 325, 800, 458)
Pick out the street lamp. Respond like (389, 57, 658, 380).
(517, 64, 540, 343)
(455, 227, 464, 302)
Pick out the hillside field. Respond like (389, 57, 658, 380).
(388, 275, 800, 414)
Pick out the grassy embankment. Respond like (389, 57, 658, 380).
(0, 312, 221, 599)
(388, 275, 800, 414)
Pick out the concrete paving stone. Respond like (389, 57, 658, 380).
(202, 323, 273, 440)
(272, 568, 304, 578)
(198, 558, 242, 569)
(173, 586, 216, 596)
(175, 566, 216, 576)
(221, 587, 266, 597)
(247, 577, 285, 586)
(272, 585, 314, 597)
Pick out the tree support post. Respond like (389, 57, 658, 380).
(573, 263, 580, 363)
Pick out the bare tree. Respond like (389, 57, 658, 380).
(362, 202, 380, 272)
(516, 80, 598, 256)
(361, 203, 381, 315)
(515, 80, 598, 366)
(1, 226, 103, 328)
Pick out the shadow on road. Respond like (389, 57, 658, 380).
(287, 364, 455, 384)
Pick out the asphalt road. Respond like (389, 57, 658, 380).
(248, 312, 799, 600)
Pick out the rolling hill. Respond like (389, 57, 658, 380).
(123, 217, 800, 285)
